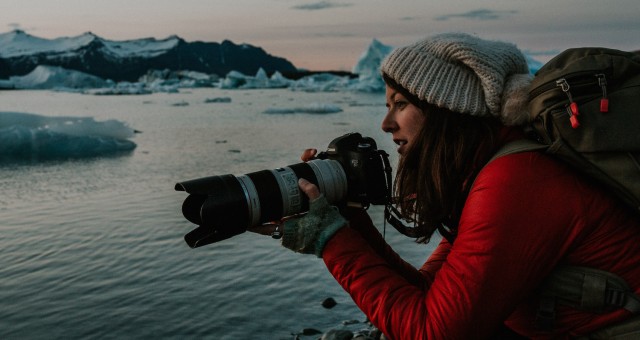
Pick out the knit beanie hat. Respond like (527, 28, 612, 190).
(381, 32, 532, 126)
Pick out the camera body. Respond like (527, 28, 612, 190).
(175, 132, 391, 248)
(317, 132, 391, 207)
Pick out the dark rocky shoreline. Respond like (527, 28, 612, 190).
(289, 319, 383, 340)
(287, 297, 385, 340)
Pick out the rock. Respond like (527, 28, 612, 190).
(342, 319, 360, 325)
(321, 329, 353, 340)
(301, 328, 322, 336)
(321, 297, 337, 309)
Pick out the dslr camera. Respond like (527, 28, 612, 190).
(175, 132, 392, 248)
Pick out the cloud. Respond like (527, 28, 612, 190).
(291, 1, 352, 10)
(435, 9, 517, 21)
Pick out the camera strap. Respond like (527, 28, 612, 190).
(384, 205, 456, 243)
(384, 204, 420, 238)
(378, 151, 456, 243)
(378, 149, 422, 239)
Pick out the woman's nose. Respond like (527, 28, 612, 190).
(381, 112, 396, 133)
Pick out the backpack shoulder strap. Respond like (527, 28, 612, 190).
(488, 138, 548, 164)
(472, 138, 547, 191)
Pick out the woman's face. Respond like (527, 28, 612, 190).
(382, 85, 426, 155)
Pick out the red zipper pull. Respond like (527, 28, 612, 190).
(557, 78, 580, 128)
(596, 73, 609, 113)
(566, 105, 580, 128)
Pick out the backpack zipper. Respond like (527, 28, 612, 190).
(530, 72, 612, 129)
(596, 73, 609, 112)
(556, 78, 581, 128)
(529, 70, 611, 98)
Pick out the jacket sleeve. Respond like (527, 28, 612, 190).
(322, 152, 587, 339)
(419, 238, 451, 284)
(344, 209, 431, 290)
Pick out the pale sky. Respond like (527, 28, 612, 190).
(1, 0, 639, 71)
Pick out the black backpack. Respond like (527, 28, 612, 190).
(492, 47, 640, 334)
(528, 47, 640, 213)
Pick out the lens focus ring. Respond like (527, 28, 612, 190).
(308, 159, 347, 204)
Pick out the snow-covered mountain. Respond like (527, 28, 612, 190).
(0, 30, 297, 81)
(0, 30, 178, 59)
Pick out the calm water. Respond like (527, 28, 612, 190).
(0, 89, 435, 339)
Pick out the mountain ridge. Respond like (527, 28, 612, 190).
(0, 30, 297, 82)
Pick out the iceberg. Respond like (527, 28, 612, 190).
(219, 68, 291, 89)
(349, 39, 394, 92)
(526, 55, 544, 74)
(0, 111, 137, 161)
(9, 65, 108, 90)
(219, 39, 394, 93)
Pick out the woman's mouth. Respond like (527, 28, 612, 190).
(394, 139, 407, 154)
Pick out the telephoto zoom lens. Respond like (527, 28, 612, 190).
(174, 159, 347, 248)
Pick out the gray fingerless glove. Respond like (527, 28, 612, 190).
(281, 194, 347, 257)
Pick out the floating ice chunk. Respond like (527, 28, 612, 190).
(0, 79, 15, 89)
(263, 103, 342, 114)
(138, 69, 218, 89)
(220, 68, 291, 89)
(289, 73, 353, 92)
(88, 82, 153, 95)
(204, 97, 232, 103)
(0, 111, 137, 161)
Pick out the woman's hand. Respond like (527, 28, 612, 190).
(301, 148, 317, 162)
(298, 178, 320, 200)
(246, 178, 321, 238)
(281, 190, 347, 257)
(246, 148, 320, 238)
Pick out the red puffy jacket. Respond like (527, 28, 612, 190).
(322, 139, 640, 339)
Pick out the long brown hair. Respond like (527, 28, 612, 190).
(384, 74, 502, 243)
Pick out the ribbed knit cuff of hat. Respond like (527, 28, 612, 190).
(281, 194, 347, 258)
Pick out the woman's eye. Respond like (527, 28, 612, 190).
(394, 100, 407, 109)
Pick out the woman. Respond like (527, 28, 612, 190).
(266, 33, 640, 338)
